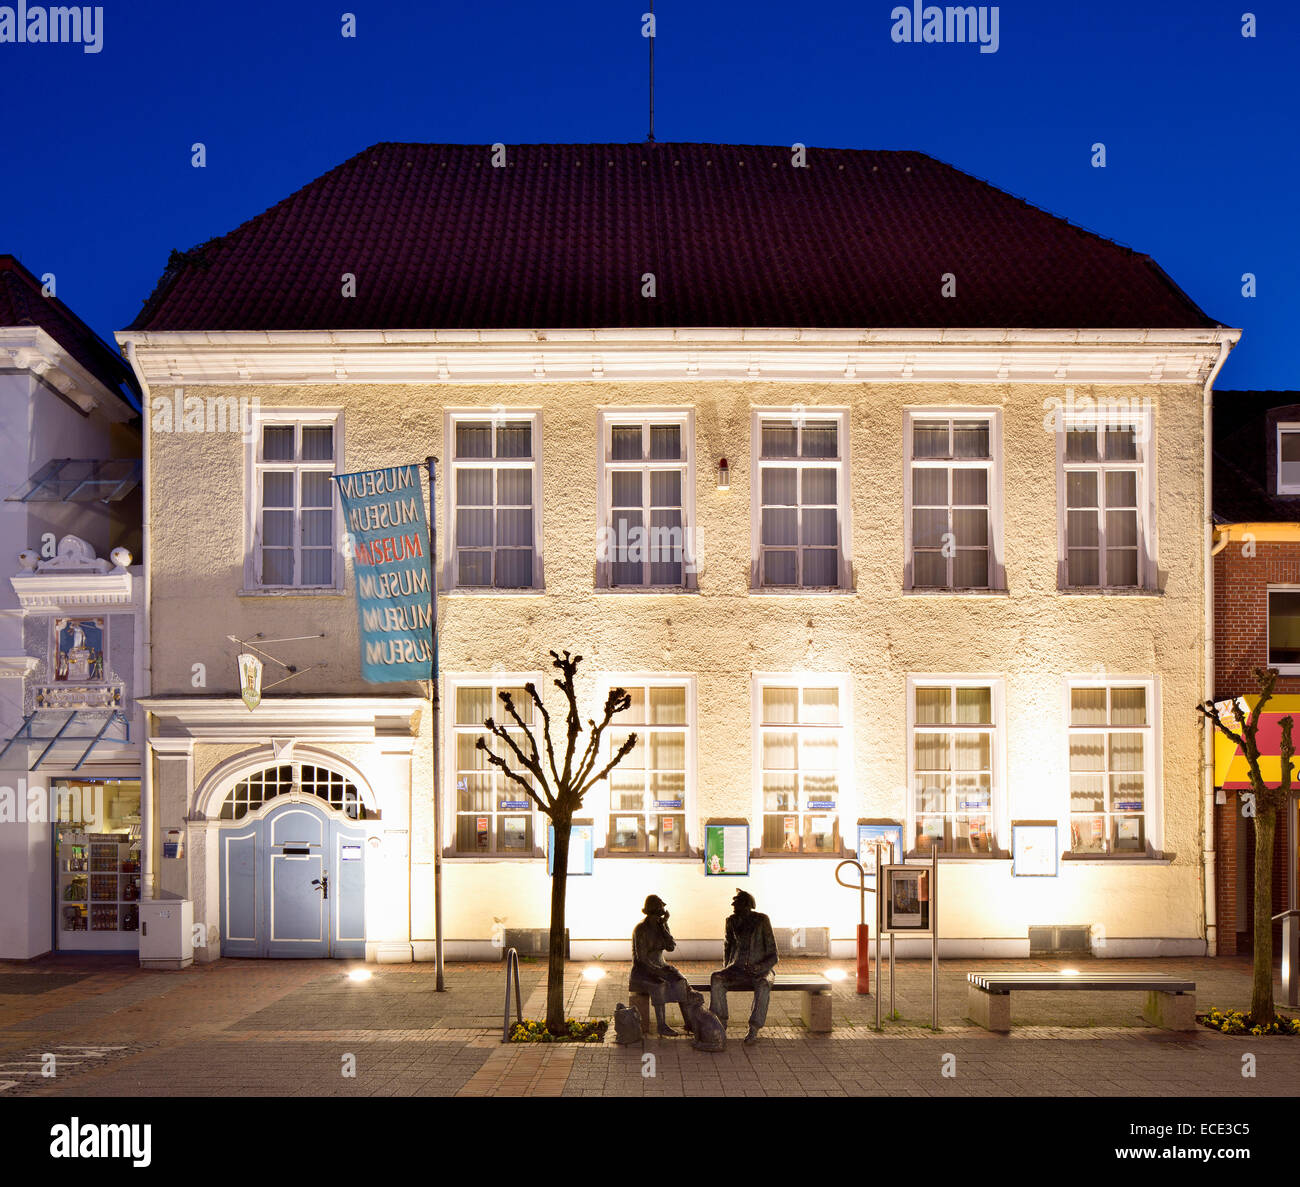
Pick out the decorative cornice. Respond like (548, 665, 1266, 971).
(0, 654, 39, 679)
(0, 327, 134, 421)
(139, 696, 424, 744)
(9, 570, 137, 612)
(114, 327, 1242, 388)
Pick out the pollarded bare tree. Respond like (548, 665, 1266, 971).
(1198, 666, 1293, 1026)
(477, 650, 637, 1034)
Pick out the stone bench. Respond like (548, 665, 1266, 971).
(967, 971, 1197, 1032)
(631, 974, 833, 1035)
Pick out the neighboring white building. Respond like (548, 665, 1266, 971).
(118, 144, 1239, 963)
(0, 255, 143, 959)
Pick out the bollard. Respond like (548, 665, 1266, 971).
(856, 923, 871, 995)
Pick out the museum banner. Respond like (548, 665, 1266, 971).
(332, 463, 434, 684)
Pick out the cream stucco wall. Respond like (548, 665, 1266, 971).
(148, 379, 1208, 954)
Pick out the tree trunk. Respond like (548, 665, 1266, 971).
(1250, 801, 1277, 1025)
(547, 814, 571, 1034)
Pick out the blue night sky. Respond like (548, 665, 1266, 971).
(1, 0, 1294, 390)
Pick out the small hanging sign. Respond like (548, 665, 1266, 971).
(238, 653, 264, 711)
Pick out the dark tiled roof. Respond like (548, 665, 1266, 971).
(0, 255, 140, 412)
(1213, 390, 1300, 523)
(129, 143, 1218, 332)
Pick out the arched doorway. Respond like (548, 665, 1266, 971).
(217, 763, 367, 959)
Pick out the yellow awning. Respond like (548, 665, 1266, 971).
(1213, 695, 1300, 789)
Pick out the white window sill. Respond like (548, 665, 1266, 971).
(1060, 855, 1171, 865)
(902, 588, 1009, 597)
(1270, 663, 1300, 675)
(748, 587, 855, 597)
(1058, 587, 1161, 597)
(238, 587, 345, 598)
(594, 587, 699, 595)
(444, 588, 547, 597)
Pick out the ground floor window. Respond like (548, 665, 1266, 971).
(452, 682, 537, 854)
(756, 677, 846, 854)
(55, 778, 140, 946)
(909, 680, 999, 854)
(604, 681, 691, 854)
(1068, 682, 1152, 853)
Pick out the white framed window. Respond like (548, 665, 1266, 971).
(751, 410, 850, 590)
(596, 410, 695, 589)
(1057, 413, 1154, 590)
(752, 674, 850, 854)
(1278, 423, 1300, 495)
(1066, 679, 1157, 855)
(904, 411, 1003, 590)
(245, 410, 343, 591)
(1267, 588, 1300, 674)
(446, 411, 542, 590)
(599, 675, 696, 854)
(446, 675, 543, 856)
(907, 676, 1005, 854)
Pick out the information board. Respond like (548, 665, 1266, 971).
(704, 823, 750, 876)
(547, 823, 594, 876)
(1011, 822, 1059, 877)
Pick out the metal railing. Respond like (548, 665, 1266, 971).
(502, 947, 523, 1041)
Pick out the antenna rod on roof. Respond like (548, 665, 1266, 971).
(648, 0, 655, 142)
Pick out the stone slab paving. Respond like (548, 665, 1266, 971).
(0, 952, 1296, 1097)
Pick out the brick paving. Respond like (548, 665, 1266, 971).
(0, 952, 1296, 1097)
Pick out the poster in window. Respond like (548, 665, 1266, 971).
(782, 815, 799, 852)
(883, 866, 931, 931)
(705, 823, 749, 876)
(1011, 822, 1059, 877)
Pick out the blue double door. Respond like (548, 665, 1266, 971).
(220, 801, 366, 958)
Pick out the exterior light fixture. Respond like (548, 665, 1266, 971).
(348, 968, 373, 982)
(823, 968, 848, 982)
(581, 966, 606, 981)
(716, 457, 730, 490)
(1061, 968, 1079, 976)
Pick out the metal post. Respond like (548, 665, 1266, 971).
(931, 845, 939, 1030)
(889, 932, 896, 1020)
(647, 0, 655, 142)
(426, 457, 444, 992)
(874, 845, 882, 1031)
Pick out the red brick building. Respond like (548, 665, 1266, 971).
(1212, 390, 1300, 954)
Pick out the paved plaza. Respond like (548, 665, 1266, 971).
(0, 954, 1297, 1098)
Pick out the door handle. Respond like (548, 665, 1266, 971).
(311, 872, 329, 900)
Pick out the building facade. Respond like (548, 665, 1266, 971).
(118, 143, 1238, 962)
(1211, 390, 1300, 955)
(0, 255, 143, 960)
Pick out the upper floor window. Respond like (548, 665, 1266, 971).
(1059, 418, 1153, 590)
(1267, 588, 1300, 674)
(1278, 424, 1300, 495)
(753, 411, 849, 590)
(602, 679, 694, 854)
(755, 675, 848, 854)
(450, 679, 539, 855)
(905, 412, 1002, 590)
(1067, 682, 1154, 855)
(597, 411, 694, 589)
(248, 414, 341, 591)
(908, 679, 1001, 854)
(448, 413, 541, 590)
